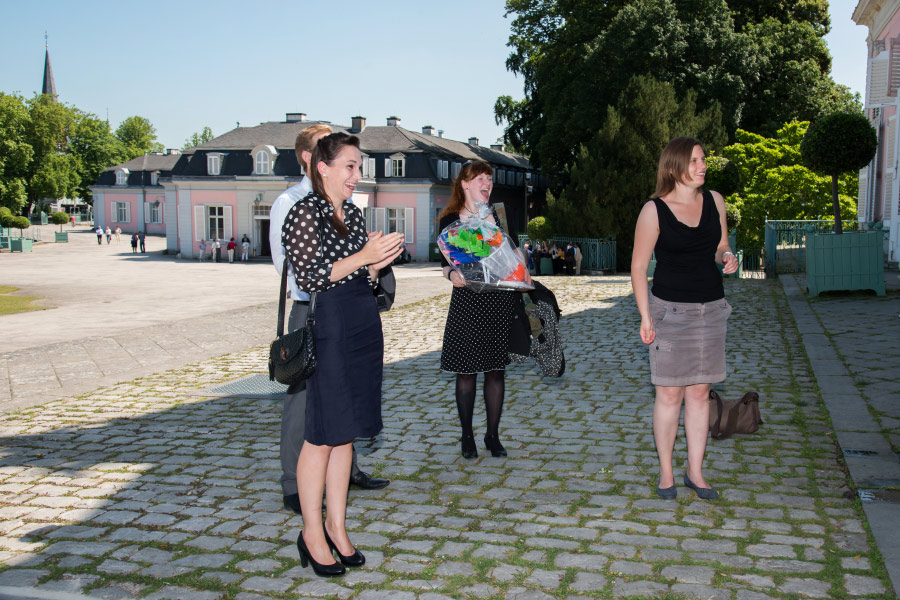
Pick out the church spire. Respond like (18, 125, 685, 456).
(42, 32, 57, 101)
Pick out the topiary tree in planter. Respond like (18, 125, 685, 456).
(800, 112, 877, 234)
(527, 216, 554, 243)
(11, 215, 30, 232)
(50, 211, 69, 232)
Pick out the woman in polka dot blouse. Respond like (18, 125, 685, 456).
(283, 133, 404, 576)
(439, 160, 524, 460)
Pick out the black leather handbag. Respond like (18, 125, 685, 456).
(268, 258, 318, 385)
(373, 265, 396, 312)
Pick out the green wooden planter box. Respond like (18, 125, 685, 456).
(539, 257, 554, 275)
(805, 231, 885, 297)
(10, 238, 33, 252)
(55, 231, 69, 243)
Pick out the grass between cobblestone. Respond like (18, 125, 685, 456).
(0, 277, 894, 599)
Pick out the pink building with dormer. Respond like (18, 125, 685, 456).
(854, 0, 900, 262)
(91, 114, 547, 260)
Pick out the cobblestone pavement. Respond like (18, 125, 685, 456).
(0, 277, 894, 599)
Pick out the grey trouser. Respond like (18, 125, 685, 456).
(280, 299, 360, 495)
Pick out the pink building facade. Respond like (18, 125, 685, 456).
(854, 0, 900, 262)
(91, 114, 547, 260)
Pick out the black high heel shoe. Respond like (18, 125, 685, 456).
(296, 530, 345, 577)
(323, 525, 365, 567)
(484, 434, 507, 457)
(460, 434, 478, 459)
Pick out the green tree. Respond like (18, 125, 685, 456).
(497, 0, 856, 173)
(69, 113, 127, 203)
(183, 126, 214, 150)
(800, 112, 877, 233)
(50, 210, 70, 232)
(116, 115, 163, 159)
(544, 75, 726, 269)
(723, 121, 859, 248)
(0, 93, 34, 213)
(526, 216, 553, 242)
(26, 94, 80, 210)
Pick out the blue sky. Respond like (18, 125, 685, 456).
(0, 0, 868, 150)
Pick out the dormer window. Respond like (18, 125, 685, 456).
(360, 154, 376, 179)
(150, 171, 159, 186)
(251, 145, 279, 175)
(115, 168, 129, 186)
(207, 153, 224, 176)
(385, 153, 405, 178)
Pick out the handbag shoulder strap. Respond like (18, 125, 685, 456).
(276, 258, 289, 337)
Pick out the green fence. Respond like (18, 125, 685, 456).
(1, 227, 41, 242)
(518, 236, 617, 272)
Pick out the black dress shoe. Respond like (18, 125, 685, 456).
(323, 525, 365, 567)
(460, 434, 478, 459)
(297, 531, 345, 577)
(283, 493, 302, 514)
(483, 434, 507, 457)
(349, 470, 390, 490)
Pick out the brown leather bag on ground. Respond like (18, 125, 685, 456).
(709, 391, 763, 440)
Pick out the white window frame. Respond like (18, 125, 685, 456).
(385, 153, 406, 178)
(255, 151, 270, 175)
(251, 145, 278, 176)
(437, 159, 448, 179)
(115, 201, 129, 223)
(208, 205, 225, 240)
(115, 169, 129, 186)
(150, 171, 159, 186)
(386, 207, 415, 242)
(207, 153, 223, 176)
(148, 202, 161, 224)
(451, 162, 461, 180)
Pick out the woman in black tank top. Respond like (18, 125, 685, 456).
(630, 137, 739, 501)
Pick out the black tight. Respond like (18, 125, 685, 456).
(455, 370, 505, 438)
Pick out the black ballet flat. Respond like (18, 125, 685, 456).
(297, 531, 345, 577)
(460, 434, 478, 459)
(683, 473, 719, 500)
(323, 525, 365, 567)
(484, 434, 507, 457)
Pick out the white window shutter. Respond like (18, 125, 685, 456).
(374, 207, 387, 234)
(384, 158, 391, 178)
(194, 206, 204, 241)
(124, 203, 131, 223)
(404, 207, 414, 242)
(111, 204, 118, 223)
(368, 158, 375, 178)
(869, 52, 890, 107)
(223, 206, 233, 240)
(886, 118, 897, 170)
(144, 203, 151, 223)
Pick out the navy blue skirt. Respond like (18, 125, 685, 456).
(305, 276, 384, 446)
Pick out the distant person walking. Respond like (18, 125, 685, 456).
(96, 226, 103, 245)
(115, 226, 122, 243)
(227, 237, 236, 263)
(105, 226, 112, 244)
(130, 232, 138, 254)
(198, 240, 207, 261)
(241, 235, 250, 261)
(214, 238, 221, 262)
(575, 243, 583, 275)
(138, 231, 146, 253)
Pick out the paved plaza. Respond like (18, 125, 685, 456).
(0, 236, 898, 599)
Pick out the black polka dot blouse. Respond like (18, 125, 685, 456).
(282, 192, 372, 293)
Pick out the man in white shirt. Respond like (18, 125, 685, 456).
(269, 124, 389, 514)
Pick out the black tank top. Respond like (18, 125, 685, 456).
(650, 190, 724, 303)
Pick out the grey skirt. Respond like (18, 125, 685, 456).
(648, 293, 732, 387)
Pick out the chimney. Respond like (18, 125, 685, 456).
(438, 130, 444, 138)
(490, 144, 503, 151)
(286, 112, 307, 123)
(468, 137, 479, 147)
(166, 149, 181, 155)
(350, 116, 366, 133)
(387, 116, 401, 127)
(422, 125, 435, 136)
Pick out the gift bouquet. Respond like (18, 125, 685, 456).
(438, 214, 533, 292)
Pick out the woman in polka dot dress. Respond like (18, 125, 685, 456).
(283, 133, 404, 576)
(439, 160, 524, 460)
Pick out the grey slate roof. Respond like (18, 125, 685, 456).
(106, 120, 532, 172)
(103, 153, 181, 173)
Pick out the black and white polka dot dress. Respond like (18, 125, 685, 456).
(439, 212, 518, 374)
(283, 192, 383, 446)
